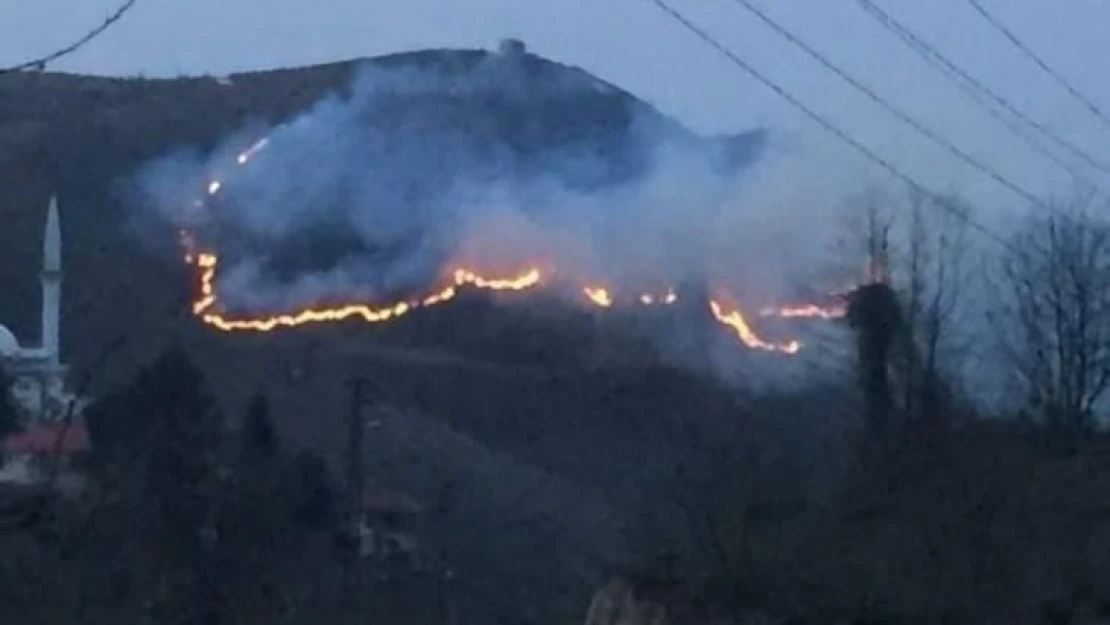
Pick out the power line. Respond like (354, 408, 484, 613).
(962, 0, 1110, 132)
(857, 0, 1110, 185)
(0, 0, 138, 75)
(643, 0, 1015, 252)
(725, 0, 1045, 208)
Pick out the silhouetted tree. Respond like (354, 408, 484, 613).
(835, 185, 977, 455)
(997, 195, 1110, 432)
(896, 189, 972, 425)
(837, 186, 972, 432)
(214, 391, 296, 622)
(83, 344, 226, 623)
(848, 283, 903, 448)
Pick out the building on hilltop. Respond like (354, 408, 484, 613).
(0, 196, 79, 422)
(498, 37, 526, 58)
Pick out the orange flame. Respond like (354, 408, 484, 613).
(191, 252, 542, 333)
(710, 300, 801, 354)
(191, 253, 219, 315)
(583, 286, 613, 308)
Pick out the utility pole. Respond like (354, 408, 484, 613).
(433, 481, 458, 625)
(438, 562, 457, 625)
(343, 375, 368, 623)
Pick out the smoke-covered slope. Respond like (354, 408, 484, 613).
(0, 41, 779, 478)
(0, 43, 765, 362)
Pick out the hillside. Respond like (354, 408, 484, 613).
(0, 44, 778, 623)
(0, 39, 780, 451)
(11, 43, 1110, 625)
(0, 42, 768, 369)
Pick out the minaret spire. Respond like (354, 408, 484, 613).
(41, 195, 62, 366)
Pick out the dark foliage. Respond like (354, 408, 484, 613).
(95, 345, 225, 621)
(847, 282, 904, 445)
(241, 390, 277, 460)
(287, 449, 338, 530)
(15, 345, 357, 624)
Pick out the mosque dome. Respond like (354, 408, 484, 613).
(0, 324, 19, 358)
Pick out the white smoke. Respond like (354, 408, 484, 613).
(131, 52, 784, 305)
(127, 48, 859, 384)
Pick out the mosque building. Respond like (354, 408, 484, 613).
(0, 196, 92, 487)
(0, 196, 77, 421)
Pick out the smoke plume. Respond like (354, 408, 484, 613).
(128, 47, 851, 380)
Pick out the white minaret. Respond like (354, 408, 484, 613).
(40, 195, 61, 366)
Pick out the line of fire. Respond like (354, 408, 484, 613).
(181, 138, 848, 355)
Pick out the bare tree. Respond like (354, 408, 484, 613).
(830, 185, 895, 287)
(997, 191, 1110, 431)
(895, 188, 975, 421)
(0, 0, 138, 75)
(835, 184, 976, 436)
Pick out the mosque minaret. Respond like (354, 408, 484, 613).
(0, 196, 73, 421)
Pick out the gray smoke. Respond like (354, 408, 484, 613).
(132, 51, 788, 311)
(128, 48, 859, 385)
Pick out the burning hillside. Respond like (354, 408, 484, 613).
(134, 42, 845, 358)
(181, 138, 843, 355)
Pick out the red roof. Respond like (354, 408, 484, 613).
(3, 421, 90, 455)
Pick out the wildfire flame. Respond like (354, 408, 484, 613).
(583, 287, 613, 308)
(189, 252, 542, 333)
(709, 300, 801, 354)
(181, 136, 844, 355)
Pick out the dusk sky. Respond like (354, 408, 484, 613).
(3, 0, 1109, 218)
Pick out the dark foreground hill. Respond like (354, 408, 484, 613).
(0, 44, 780, 623)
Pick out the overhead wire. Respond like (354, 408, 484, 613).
(724, 0, 1045, 209)
(643, 0, 1017, 253)
(0, 0, 138, 75)
(962, 0, 1110, 133)
(856, 0, 1104, 186)
(857, 0, 1110, 183)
